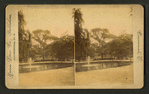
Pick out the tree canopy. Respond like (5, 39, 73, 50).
(45, 35, 74, 60)
(90, 28, 116, 58)
(32, 29, 59, 60)
(18, 10, 31, 63)
(98, 34, 133, 59)
(73, 8, 90, 61)
(18, 9, 133, 62)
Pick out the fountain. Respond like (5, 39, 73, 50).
(28, 57, 32, 72)
(88, 56, 90, 70)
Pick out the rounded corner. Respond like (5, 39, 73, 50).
(139, 83, 144, 89)
(5, 5, 10, 10)
(5, 83, 11, 89)
(136, 83, 144, 89)
(5, 5, 14, 11)
(135, 4, 144, 11)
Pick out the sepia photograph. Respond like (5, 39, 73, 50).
(18, 6, 75, 87)
(5, 5, 144, 89)
(74, 6, 134, 85)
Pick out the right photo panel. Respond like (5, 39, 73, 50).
(74, 6, 134, 86)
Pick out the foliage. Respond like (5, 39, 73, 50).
(45, 35, 74, 60)
(72, 8, 90, 61)
(87, 43, 97, 58)
(18, 10, 31, 63)
(30, 45, 42, 60)
(106, 34, 133, 59)
(32, 29, 58, 60)
(91, 28, 116, 58)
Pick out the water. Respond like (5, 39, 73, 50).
(19, 61, 133, 73)
(19, 63, 74, 73)
(76, 61, 133, 72)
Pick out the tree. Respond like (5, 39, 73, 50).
(30, 44, 42, 60)
(18, 10, 31, 63)
(45, 35, 74, 60)
(32, 29, 58, 60)
(72, 8, 90, 61)
(87, 43, 96, 58)
(90, 28, 116, 58)
(107, 34, 133, 59)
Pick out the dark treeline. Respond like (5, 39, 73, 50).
(19, 9, 133, 63)
(18, 10, 74, 63)
(73, 8, 133, 61)
(19, 11, 32, 62)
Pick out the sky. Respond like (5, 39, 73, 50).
(20, 5, 133, 44)
(80, 5, 133, 36)
(22, 6, 74, 38)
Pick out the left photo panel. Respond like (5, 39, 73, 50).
(18, 6, 75, 87)
(6, 5, 75, 88)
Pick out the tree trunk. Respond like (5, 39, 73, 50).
(42, 47, 45, 60)
(42, 54, 44, 60)
(101, 54, 103, 59)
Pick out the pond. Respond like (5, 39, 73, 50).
(19, 61, 133, 73)
(19, 63, 74, 73)
(76, 61, 133, 72)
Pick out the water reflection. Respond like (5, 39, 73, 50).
(19, 63, 74, 73)
(76, 61, 133, 72)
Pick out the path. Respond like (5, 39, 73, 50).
(76, 63, 133, 86)
(19, 67, 75, 87)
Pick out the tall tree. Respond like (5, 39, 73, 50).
(107, 34, 133, 59)
(72, 8, 90, 61)
(46, 35, 74, 61)
(32, 29, 58, 60)
(91, 28, 116, 58)
(18, 10, 31, 63)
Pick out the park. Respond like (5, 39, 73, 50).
(18, 7, 133, 86)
